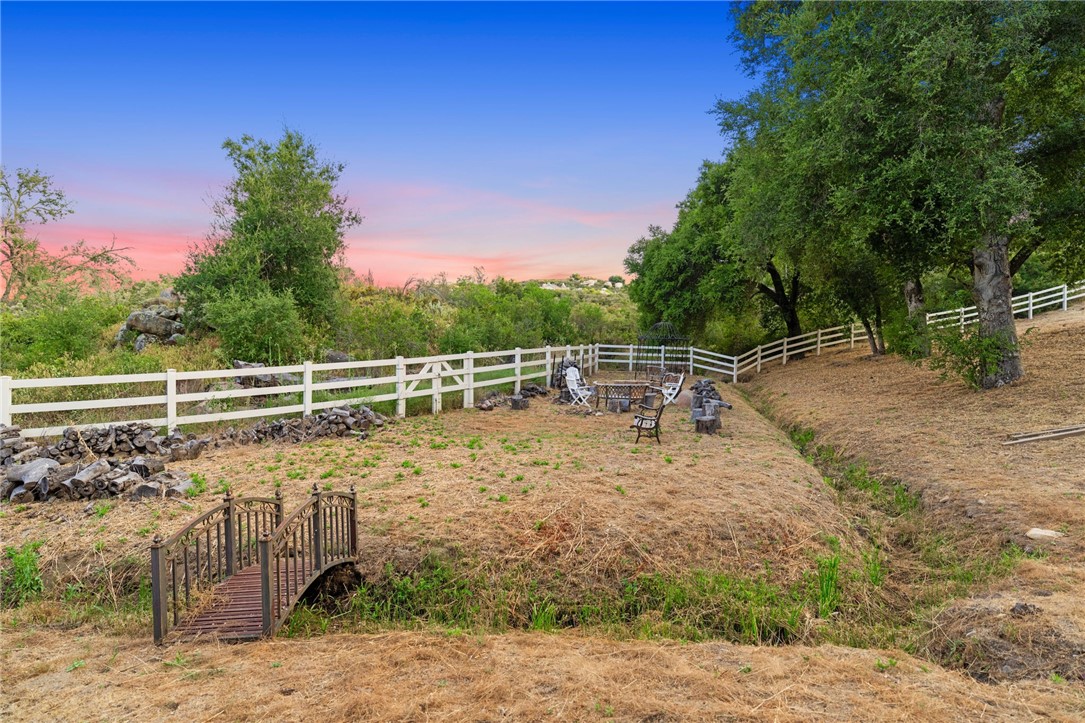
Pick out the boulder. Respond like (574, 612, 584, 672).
(125, 310, 183, 338)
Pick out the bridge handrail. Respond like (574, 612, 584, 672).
(258, 485, 358, 635)
(150, 492, 284, 644)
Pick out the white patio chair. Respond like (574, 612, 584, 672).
(650, 372, 685, 406)
(564, 366, 596, 409)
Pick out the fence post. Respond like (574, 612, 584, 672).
(688, 347, 694, 374)
(756, 345, 762, 373)
(395, 356, 406, 418)
(464, 352, 475, 408)
(224, 492, 236, 576)
(782, 337, 788, 366)
(302, 361, 313, 416)
(1027, 291, 1034, 319)
(0, 376, 11, 427)
(166, 369, 177, 432)
(659, 345, 665, 371)
(432, 365, 443, 414)
(514, 348, 522, 394)
(959, 308, 965, 331)
(1063, 284, 1069, 311)
(731, 356, 738, 385)
(816, 329, 823, 356)
(850, 324, 856, 350)
(544, 346, 552, 387)
(628, 344, 634, 372)
(150, 534, 167, 644)
(274, 487, 284, 528)
(259, 532, 273, 635)
(311, 484, 323, 569)
(348, 485, 358, 554)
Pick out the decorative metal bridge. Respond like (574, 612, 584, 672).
(150, 485, 358, 644)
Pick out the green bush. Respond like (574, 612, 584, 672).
(204, 287, 309, 364)
(928, 327, 1021, 390)
(0, 295, 127, 372)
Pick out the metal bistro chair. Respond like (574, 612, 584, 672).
(631, 397, 667, 444)
(650, 372, 685, 406)
(565, 366, 596, 409)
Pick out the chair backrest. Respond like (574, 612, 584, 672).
(565, 366, 584, 390)
(659, 373, 685, 404)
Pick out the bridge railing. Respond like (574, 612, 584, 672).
(150, 492, 284, 644)
(259, 485, 358, 636)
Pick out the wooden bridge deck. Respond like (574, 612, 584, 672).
(173, 556, 316, 641)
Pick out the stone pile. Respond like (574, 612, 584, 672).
(1, 426, 36, 466)
(1, 454, 192, 503)
(8, 423, 210, 467)
(232, 360, 303, 389)
(476, 385, 548, 412)
(115, 290, 185, 352)
(218, 405, 387, 445)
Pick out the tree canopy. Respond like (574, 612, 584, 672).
(627, 0, 1084, 387)
(176, 129, 362, 331)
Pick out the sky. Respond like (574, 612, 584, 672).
(1, 1, 755, 286)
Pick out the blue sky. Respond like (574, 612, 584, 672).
(2, 1, 755, 284)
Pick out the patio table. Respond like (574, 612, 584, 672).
(593, 380, 651, 410)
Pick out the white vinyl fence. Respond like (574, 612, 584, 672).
(926, 281, 1084, 329)
(2, 281, 1080, 438)
(1, 344, 599, 437)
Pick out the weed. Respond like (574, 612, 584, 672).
(93, 501, 114, 518)
(497, 471, 506, 478)
(615, 485, 626, 495)
(863, 548, 885, 587)
(663, 455, 673, 464)
(1049, 672, 1066, 684)
(66, 660, 86, 672)
(465, 436, 483, 450)
(478, 486, 488, 493)
(513, 474, 524, 482)
(187, 473, 208, 498)
(450, 462, 462, 469)
(214, 478, 230, 495)
(319, 468, 338, 479)
(530, 601, 558, 632)
(874, 658, 898, 672)
(419, 498, 429, 508)
(2, 541, 44, 607)
(816, 555, 840, 618)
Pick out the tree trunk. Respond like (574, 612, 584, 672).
(874, 299, 886, 354)
(860, 317, 880, 356)
(757, 261, 803, 354)
(903, 278, 930, 357)
(972, 235, 1022, 388)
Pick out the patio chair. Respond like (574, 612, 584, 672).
(565, 366, 596, 409)
(649, 372, 685, 406)
(631, 397, 667, 444)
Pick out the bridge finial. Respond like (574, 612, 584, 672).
(275, 487, 283, 501)
(311, 483, 320, 495)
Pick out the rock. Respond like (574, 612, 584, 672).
(6, 458, 59, 484)
(1025, 528, 1065, 541)
(478, 400, 495, 412)
(158, 288, 178, 303)
(165, 478, 194, 499)
(674, 390, 694, 409)
(8, 485, 34, 504)
(128, 481, 163, 499)
(125, 310, 183, 338)
(166, 333, 185, 345)
(323, 349, 353, 364)
(1010, 602, 1040, 616)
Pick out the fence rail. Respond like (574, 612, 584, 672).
(2, 282, 1079, 437)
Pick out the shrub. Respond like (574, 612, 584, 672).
(928, 326, 1022, 390)
(204, 287, 309, 364)
(0, 295, 128, 372)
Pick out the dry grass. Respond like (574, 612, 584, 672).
(743, 305, 1085, 683)
(3, 628, 1082, 722)
(4, 320, 1085, 717)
